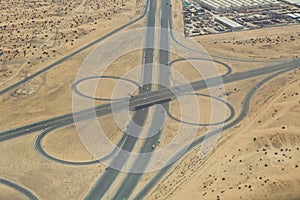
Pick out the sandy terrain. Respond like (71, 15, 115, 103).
(168, 93, 232, 125)
(0, 47, 143, 131)
(0, 0, 145, 131)
(0, 48, 143, 198)
(42, 113, 123, 162)
(171, 0, 300, 61)
(170, 58, 230, 82)
(138, 3, 300, 198)
(0, 0, 137, 86)
(0, 0, 145, 199)
(1, 0, 300, 199)
(0, 133, 103, 199)
(144, 67, 300, 200)
(0, 0, 143, 91)
(42, 125, 101, 162)
(0, 184, 25, 200)
(197, 26, 300, 61)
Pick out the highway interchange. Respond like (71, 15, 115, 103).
(84, 0, 158, 198)
(0, 0, 300, 199)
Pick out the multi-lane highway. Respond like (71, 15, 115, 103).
(111, 0, 172, 199)
(134, 66, 297, 200)
(1, 0, 300, 199)
(0, 0, 151, 96)
(1, 58, 299, 142)
(84, 0, 157, 199)
(132, 5, 300, 198)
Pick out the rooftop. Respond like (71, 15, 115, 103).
(281, 0, 300, 5)
(215, 16, 243, 28)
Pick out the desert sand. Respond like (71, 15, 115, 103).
(171, 0, 300, 61)
(0, 0, 146, 199)
(0, 0, 145, 91)
(1, 0, 300, 199)
(0, 184, 25, 200)
(0, 0, 139, 83)
(139, 1, 300, 200)
(145, 68, 300, 200)
(0, 132, 103, 199)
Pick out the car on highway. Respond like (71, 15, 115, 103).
(152, 143, 156, 149)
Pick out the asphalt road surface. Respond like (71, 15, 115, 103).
(1, 59, 299, 143)
(0, 0, 300, 199)
(133, 66, 298, 200)
(0, 178, 39, 200)
(112, 0, 171, 199)
(0, 0, 151, 96)
(84, 0, 157, 199)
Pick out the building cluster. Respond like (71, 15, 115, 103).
(199, 0, 281, 13)
(281, 0, 300, 7)
(183, 0, 300, 37)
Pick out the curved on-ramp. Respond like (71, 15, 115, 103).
(0, 0, 151, 96)
(0, 178, 39, 200)
(133, 66, 298, 200)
